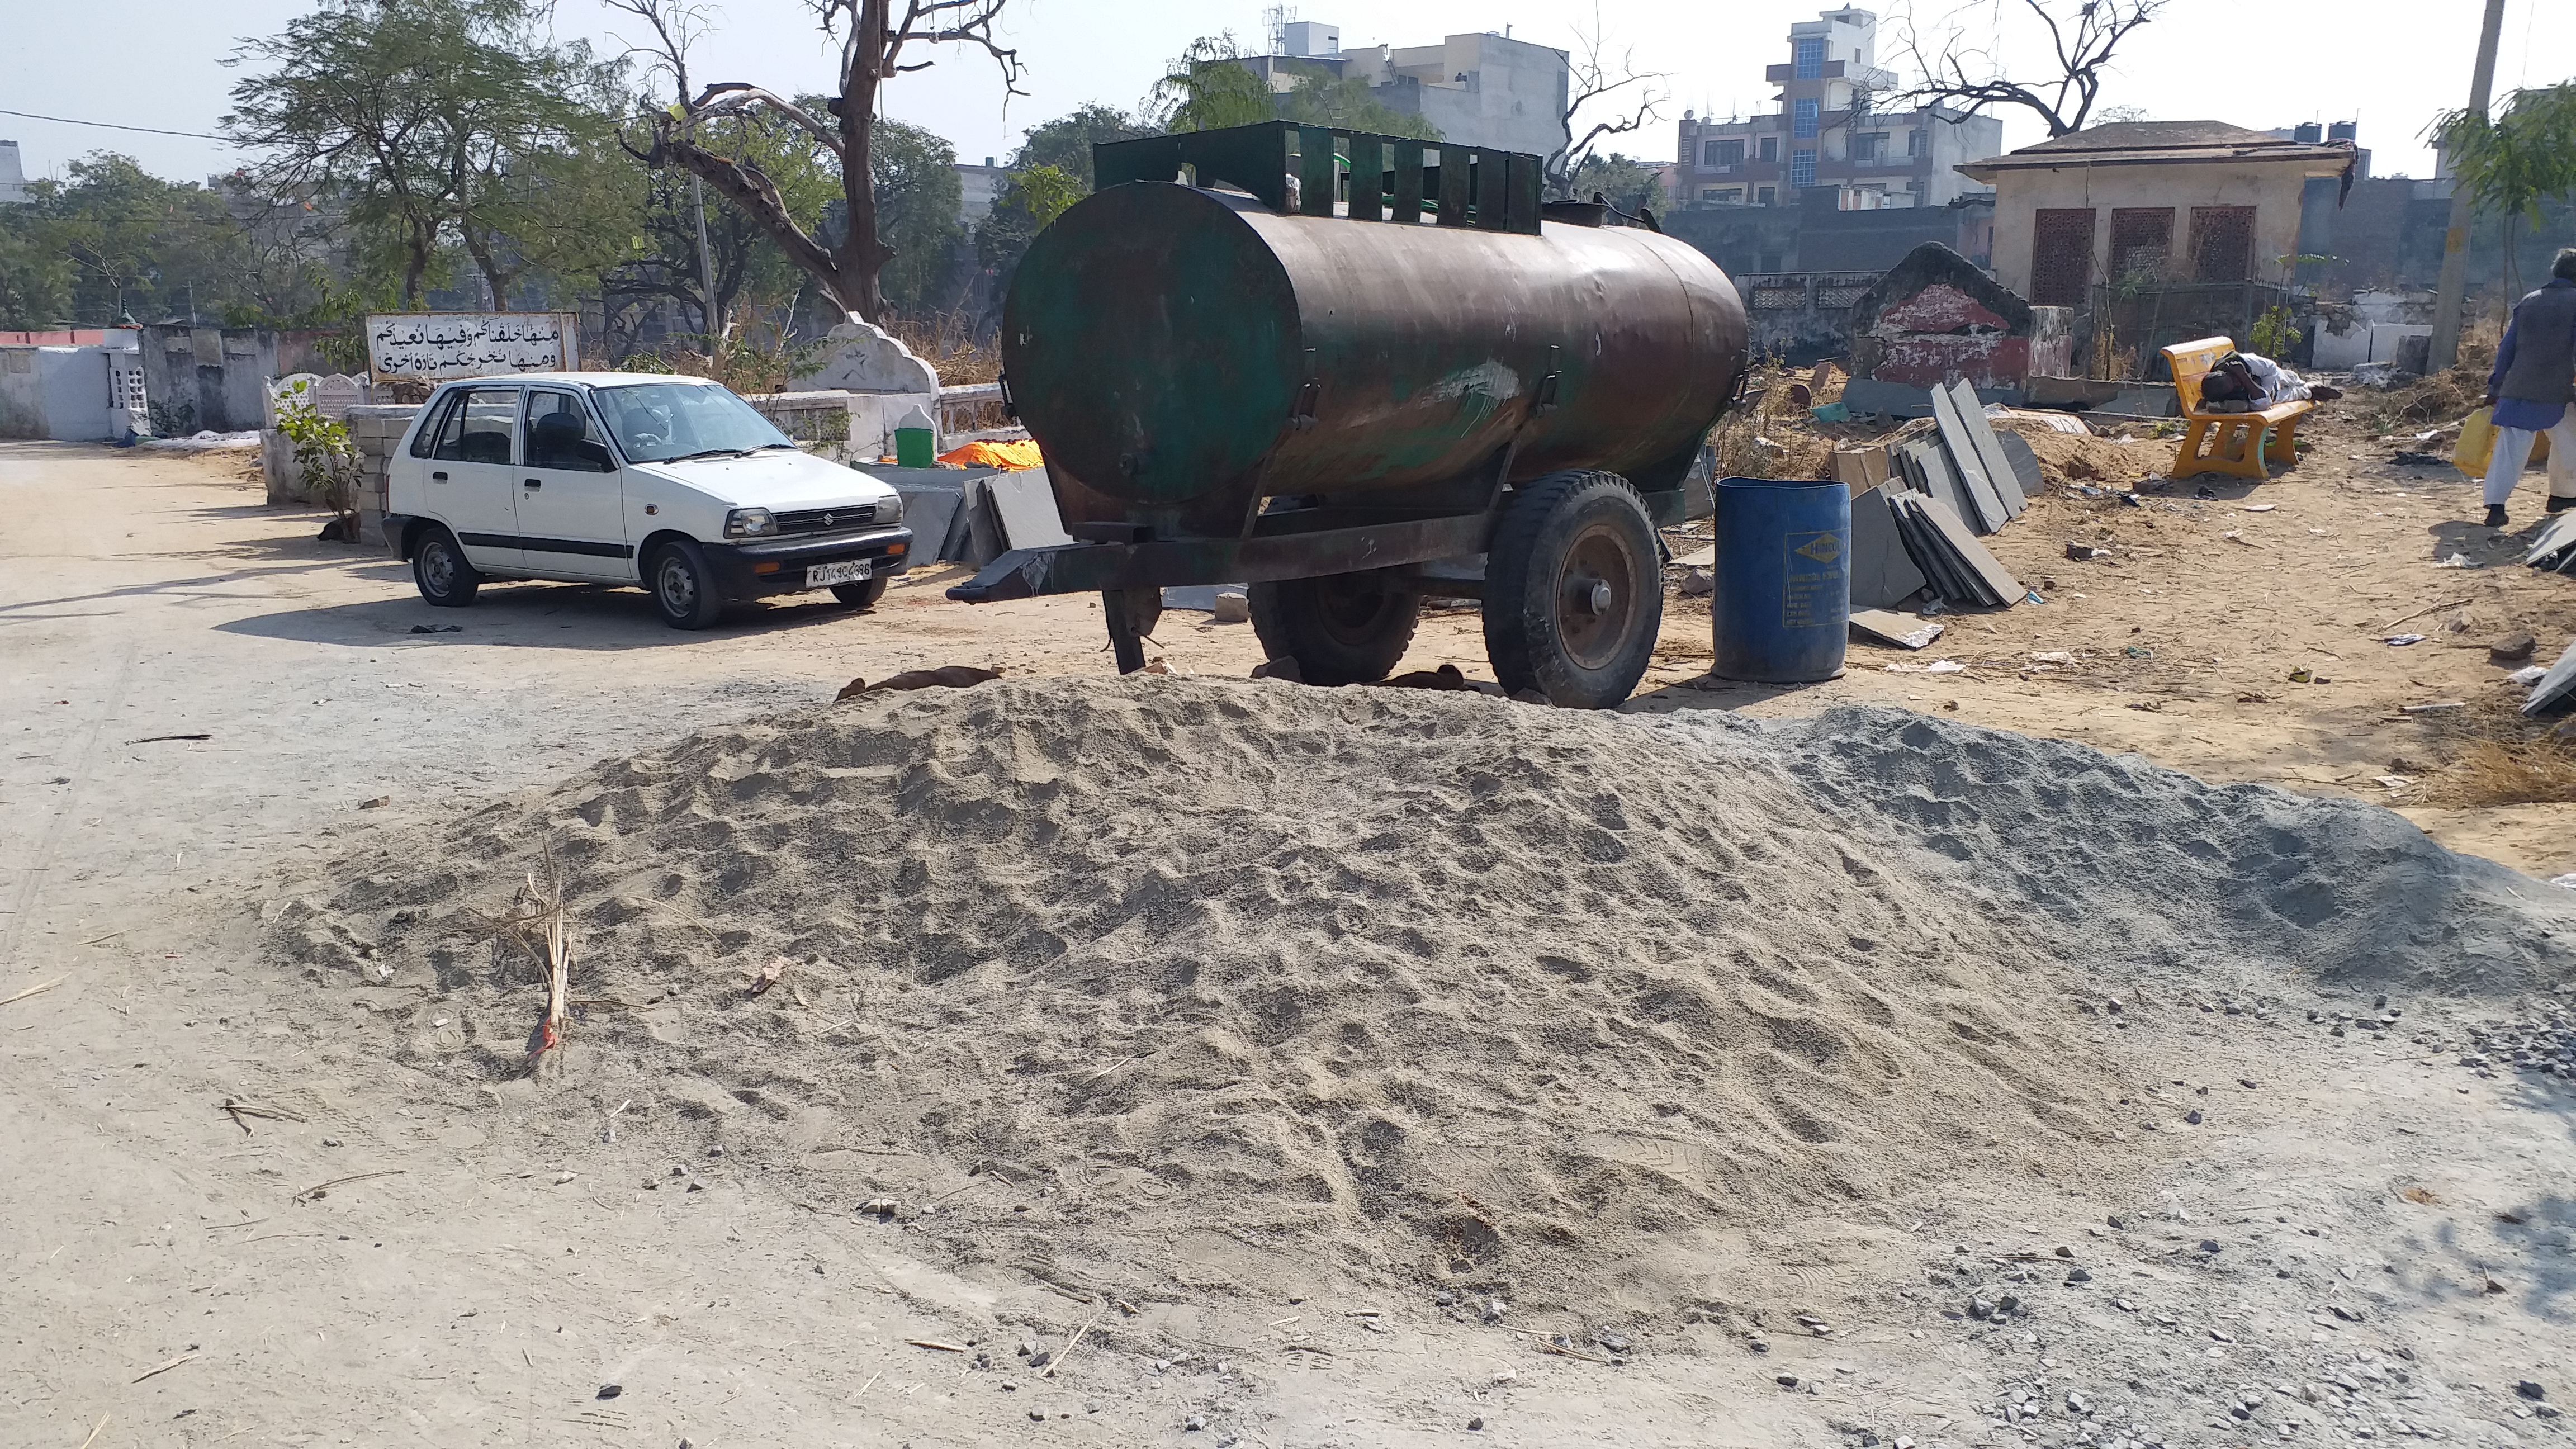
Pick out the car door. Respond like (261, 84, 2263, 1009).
(423, 386, 524, 571)
(516, 389, 631, 581)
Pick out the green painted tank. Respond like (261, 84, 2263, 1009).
(1000, 181, 1749, 534)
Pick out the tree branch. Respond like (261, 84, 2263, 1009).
(1546, 7, 1668, 193)
(1887, 0, 2165, 137)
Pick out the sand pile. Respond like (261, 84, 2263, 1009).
(266, 681, 2573, 1301)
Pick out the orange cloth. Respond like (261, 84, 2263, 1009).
(938, 438, 1044, 470)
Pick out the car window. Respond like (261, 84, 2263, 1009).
(524, 390, 618, 472)
(432, 388, 519, 464)
(591, 382, 793, 463)
(408, 392, 460, 458)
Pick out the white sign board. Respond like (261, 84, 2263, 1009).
(364, 312, 577, 380)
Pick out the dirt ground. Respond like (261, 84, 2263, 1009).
(1, 433, 2569, 1449)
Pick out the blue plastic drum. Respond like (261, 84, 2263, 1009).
(1710, 476, 1850, 683)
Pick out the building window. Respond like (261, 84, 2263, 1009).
(2109, 207, 2176, 282)
(1758, 137, 1778, 162)
(1757, 186, 1777, 205)
(1701, 186, 1743, 205)
(1705, 139, 1743, 168)
(2032, 207, 2097, 307)
(1790, 149, 1817, 188)
(1906, 128, 1926, 157)
(1793, 98, 1820, 138)
(1794, 36, 1825, 79)
(1850, 132, 1888, 162)
(2189, 205, 2256, 282)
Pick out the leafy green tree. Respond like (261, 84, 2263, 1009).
(974, 106, 1157, 276)
(1152, 37, 1437, 140)
(1152, 36, 1275, 134)
(1014, 104, 1159, 189)
(0, 208, 75, 328)
(225, 0, 631, 307)
(869, 119, 963, 314)
(2436, 82, 2576, 296)
(3, 154, 256, 325)
(1571, 153, 1666, 217)
(1277, 67, 1438, 140)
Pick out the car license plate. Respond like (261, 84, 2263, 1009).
(805, 558, 872, 588)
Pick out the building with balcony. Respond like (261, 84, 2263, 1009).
(1672, 7, 1998, 211)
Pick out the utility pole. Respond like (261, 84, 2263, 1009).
(2430, 0, 2509, 371)
(692, 174, 719, 344)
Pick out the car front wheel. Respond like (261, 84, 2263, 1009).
(831, 576, 891, 609)
(650, 539, 725, 630)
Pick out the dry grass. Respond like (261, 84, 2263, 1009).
(1707, 362, 1838, 481)
(886, 315, 1002, 387)
(2427, 735, 2576, 808)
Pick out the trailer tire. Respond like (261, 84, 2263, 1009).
(1249, 570, 1421, 685)
(1483, 471, 1661, 708)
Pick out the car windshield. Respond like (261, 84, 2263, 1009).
(591, 382, 794, 463)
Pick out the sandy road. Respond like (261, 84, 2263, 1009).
(1, 441, 2568, 1449)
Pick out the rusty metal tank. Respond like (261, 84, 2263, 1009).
(1000, 171, 1749, 534)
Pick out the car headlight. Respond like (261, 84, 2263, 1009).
(724, 507, 776, 538)
(876, 491, 902, 524)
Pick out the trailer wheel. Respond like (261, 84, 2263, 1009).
(1483, 471, 1662, 708)
(1249, 570, 1422, 684)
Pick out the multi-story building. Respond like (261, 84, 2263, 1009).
(1235, 25, 1571, 159)
(1671, 7, 1997, 211)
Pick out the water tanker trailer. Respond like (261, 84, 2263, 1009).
(948, 121, 1751, 707)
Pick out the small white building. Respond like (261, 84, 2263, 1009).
(0, 334, 147, 441)
(0, 140, 28, 205)
(1237, 26, 1572, 159)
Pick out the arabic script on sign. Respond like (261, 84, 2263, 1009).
(364, 313, 575, 379)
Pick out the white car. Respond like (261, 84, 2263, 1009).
(381, 372, 915, 628)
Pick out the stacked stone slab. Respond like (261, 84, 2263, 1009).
(339, 404, 422, 546)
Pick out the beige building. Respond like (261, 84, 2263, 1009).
(1956, 121, 2355, 308)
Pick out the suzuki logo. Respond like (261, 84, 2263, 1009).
(822, 513, 836, 526)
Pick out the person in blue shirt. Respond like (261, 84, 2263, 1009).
(2482, 248, 2576, 528)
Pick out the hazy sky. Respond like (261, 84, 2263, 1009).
(4, 0, 2570, 188)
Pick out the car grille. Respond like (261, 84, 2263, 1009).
(775, 505, 877, 535)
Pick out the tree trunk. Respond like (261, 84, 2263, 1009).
(835, 0, 893, 323)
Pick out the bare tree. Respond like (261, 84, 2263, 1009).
(1546, 11, 1669, 199)
(1888, 0, 2168, 138)
(611, 0, 1021, 324)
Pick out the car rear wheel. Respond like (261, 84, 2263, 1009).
(831, 576, 891, 609)
(413, 525, 481, 608)
(650, 539, 725, 630)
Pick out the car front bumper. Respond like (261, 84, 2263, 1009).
(705, 525, 916, 599)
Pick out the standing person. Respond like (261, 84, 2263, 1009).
(2481, 248, 2576, 528)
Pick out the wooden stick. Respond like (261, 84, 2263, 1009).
(2377, 598, 2471, 633)
(293, 1169, 405, 1204)
(79, 931, 124, 946)
(906, 1339, 970, 1353)
(132, 1351, 199, 1383)
(75, 1413, 108, 1449)
(1044, 1303, 1111, 1379)
(0, 977, 64, 1008)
